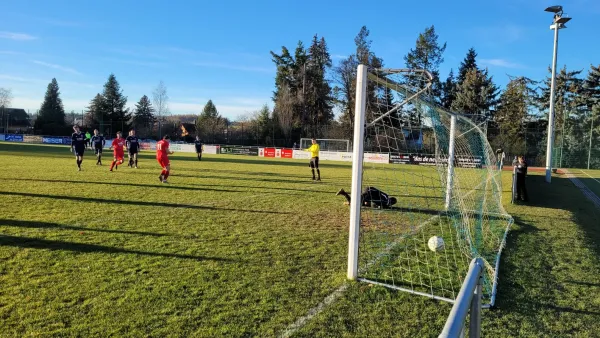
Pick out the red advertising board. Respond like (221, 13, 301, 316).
(264, 147, 276, 158)
(281, 148, 293, 158)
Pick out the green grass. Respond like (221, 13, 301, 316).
(1, 142, 599, 337)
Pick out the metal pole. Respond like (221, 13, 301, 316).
(439, 258, 484, 338)
(445, 115, 457, 210)
(545, 23, 560, 183)
(469, 276, 482, 338)
(347, 64, 368, 280)
(588, 109, 595, 170)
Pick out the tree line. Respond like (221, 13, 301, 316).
(2, 24, 599, 164)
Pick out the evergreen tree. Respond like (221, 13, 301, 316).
(582, 64, 600, 111)
(452, 68, 492, 116)
(537, 66, 583, 132)
(494, 76, 537, 155)
(271, 35, 334, 139)
(537, 66, 584, 167)
(404, 25, 446, 102)
(306, 35, 334, 137)
(441, 69, 457, 109)
(35, 78, 66, 135)
(196, 100, 224, 143)
(133, 95, 155, 135)
(255, 104, 272, 144)
(86, 93, 107, 130)
(101, 74, 130, 133)
(457, 48, 478, 85)
(333, 26, 383, 136)
(450, 49, 498, 121)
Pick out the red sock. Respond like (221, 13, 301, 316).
(160, 169, 166, 176)
(164, 170, 170, 180)
(110, 161, 115, 170)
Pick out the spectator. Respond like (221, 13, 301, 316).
(512, 155, 528, 202)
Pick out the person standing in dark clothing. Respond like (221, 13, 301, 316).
(90, 129, 106, 165)
(71, 125, 86, 171)
(194, 136, 203, 161)
(126, 130, 140, 168)
(512, 155, 528, 202)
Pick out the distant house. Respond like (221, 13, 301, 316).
(2, 108, 31, 133)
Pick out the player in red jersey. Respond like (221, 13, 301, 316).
(156, 135, 174, 183)
(109, 131, 126, 172)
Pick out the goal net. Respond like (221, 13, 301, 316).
(300, 138, 350, 152)
(347, 65, 513, 307)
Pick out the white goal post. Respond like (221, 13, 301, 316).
(346, 64, 513, 307)
(299, 138, 350, 152)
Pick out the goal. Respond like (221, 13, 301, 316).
(299, 138, 350, 152)
(347, 65, 513, 307)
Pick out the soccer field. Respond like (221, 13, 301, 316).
(1, 142, 600, 337)
(569, 169, 600, 199)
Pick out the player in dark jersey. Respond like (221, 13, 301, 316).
(336, 187, 398, 209)
(90, 129, 106, 165)
(194, 136, 203, 161)
(71, 125, 86, 171)
(126, 129, 140, 168)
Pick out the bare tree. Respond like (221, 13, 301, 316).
(0, 87, 13, 108)
(275, 84, 296, 146)
(152, 81, 169, 137)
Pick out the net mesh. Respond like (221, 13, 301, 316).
(300, 138, 350, 152)
(356, 69, 513, 305)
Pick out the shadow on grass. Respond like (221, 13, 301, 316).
(173, 155, 352, 168)
(1, 191, 291, 215)
(175, 167, 312, 179)
(0, 234, 236, 262)
(1, 178, 297, 196)
(0, 219, 167, 237)
(488, 174, 600, 334)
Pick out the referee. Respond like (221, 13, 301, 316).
(305, 138, 321, 181)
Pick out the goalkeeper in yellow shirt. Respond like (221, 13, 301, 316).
(305, 138, 321, 181)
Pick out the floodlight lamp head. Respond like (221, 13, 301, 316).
(556, 16, 571, 24)
(544, 5, 563, 13)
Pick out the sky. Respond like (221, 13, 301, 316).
(1, 0, 598, 120)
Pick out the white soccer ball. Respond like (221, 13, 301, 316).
(428, 236, 445, 252)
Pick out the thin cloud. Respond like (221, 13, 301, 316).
(192, 61, 274, 73)
(480, 58, 526, 69)
(101, 57, 165, 68)
(166, 47, 216, 56)
(32, 60, 82, 75)
(0, 50, 24, 55)
(475, 24, 524, 44)
(0, 31, 37, 41)
(331, 54, 347, 60)
(41, 18, 81, 27)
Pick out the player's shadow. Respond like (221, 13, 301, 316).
(156, 172, 324, 185)
(3, 178, 297, 196)
(0, 234, 236, 263)
(186, 182, 333, 195)
(1, 191, 291, 215)
(176, 155, 352, 168)
(175, 167, 310, 179)
(0, 219, 167, 237)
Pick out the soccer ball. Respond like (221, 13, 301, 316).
(427, 236, 445, 252)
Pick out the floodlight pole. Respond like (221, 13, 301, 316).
(347, 64, 368, 280)
(545, 21, 560, 183)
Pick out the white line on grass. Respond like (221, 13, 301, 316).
(279, 176, 505, 337)
(579, 170, 600, 185)
(565, 170, 600, 209)
(278, 284, 349, 338)
(278, 214, 439, 338)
